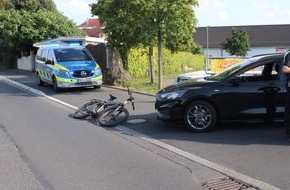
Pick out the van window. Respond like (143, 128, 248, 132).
(47, 50, 54, 64)
(54, 48, 92, 62)
(36, 50, 42, 61)
(40, 49, 48, 62)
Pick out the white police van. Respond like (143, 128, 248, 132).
(34, 38, 102, 92)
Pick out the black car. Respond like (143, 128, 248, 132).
(155, 54, 287, 132)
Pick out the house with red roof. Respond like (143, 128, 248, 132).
(78, 18, 105, 38)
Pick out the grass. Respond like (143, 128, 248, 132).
(121, 72, 183, 95)
(122, 78, 159, 95)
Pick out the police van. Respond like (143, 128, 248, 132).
(34, 39, 102, 92)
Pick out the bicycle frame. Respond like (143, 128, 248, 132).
(100, 89, 135, 119)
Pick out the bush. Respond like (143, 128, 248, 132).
(127, 47, 205, 78)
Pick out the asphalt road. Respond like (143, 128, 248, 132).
(0, 78, 228, 190)
(1, 69, 290, 190)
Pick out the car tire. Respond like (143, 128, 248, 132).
(93, 85, 101, 89)
(52, 76, 59, 92)
(183, 100, 217, 132)
(36, 72, 44, 86)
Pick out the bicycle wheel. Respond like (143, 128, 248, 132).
(73, 101, 101, 119)
(98, 108, 129, 127)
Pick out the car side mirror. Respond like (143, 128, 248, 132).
(230, 75, 242, 83)
(45, 60, 53, 65)
(230, 75, 245, 86)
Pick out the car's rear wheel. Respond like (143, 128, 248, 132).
(183, 100, 216, 132)
(36, 72, 44, 86)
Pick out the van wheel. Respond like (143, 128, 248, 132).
(183, 101, 217, 132)
(52, 77, 59, 92)
(93, 85, 101, 89)
(36, 72, 44, 86)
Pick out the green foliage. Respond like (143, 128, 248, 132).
(128, 47, 205, 78)
(191, 42, 203, 54)
(91, 0, 199, 61)
(0, 0, 12, 10)
(221, 27, 250, 57)
(91, 0, 199, 89)
(0, 9, 84, 52)
(0, 8, 85, 67)
(127, 48, 149, 78)
(9, 0, 57, 12)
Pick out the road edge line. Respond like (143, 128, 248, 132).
(0, 76, 78, 110)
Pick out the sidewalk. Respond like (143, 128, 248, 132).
(0, 69, 44, 189)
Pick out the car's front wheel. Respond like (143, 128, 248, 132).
(52, 77, 59, 92)
(183, 100, 217, 132)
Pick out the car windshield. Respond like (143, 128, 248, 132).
(207, 57, 260, 81)
(54, 48, 93, 62)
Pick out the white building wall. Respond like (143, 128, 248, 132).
(17, 51, 35, 71)
(203, 46, 289, 58)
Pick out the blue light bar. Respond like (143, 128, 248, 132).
(69, 42, 82, 46)
(33, 37, 85, 48)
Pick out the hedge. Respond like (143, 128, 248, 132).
(127, 47, 205, 78)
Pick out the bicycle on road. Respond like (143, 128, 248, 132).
(98, 87, 135, 127)
(72, 94, 117, 119)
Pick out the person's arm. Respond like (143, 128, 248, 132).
(283, 52, 290, 74)
(283, 65, 290, 74)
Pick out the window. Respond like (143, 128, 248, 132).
(47, 50, 54, 64)
(238, 62, 279, 82)
(54, 48, 92, 62)
(40, 49, 47, 62)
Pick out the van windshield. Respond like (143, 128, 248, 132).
(54, 48, 93, 62)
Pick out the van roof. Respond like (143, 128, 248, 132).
(34, 37, 84, 48)
(38, 44, 85, 49)
(33, 36, 105, 48)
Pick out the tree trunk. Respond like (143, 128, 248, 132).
(158, 30, 163, 90)
(104, 48, 131, 86)
(149, 46, 156, 83)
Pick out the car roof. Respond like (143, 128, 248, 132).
(239, 53, 284, 68)
(250, 53, 284, 59)
(39, 45, 85, 50)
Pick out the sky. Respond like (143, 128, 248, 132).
(54, 0, 290, 26)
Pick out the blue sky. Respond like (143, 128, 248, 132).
(54, 0, 290, 26)
(54, 0, 96, 25)
(195, 0, 290, 26)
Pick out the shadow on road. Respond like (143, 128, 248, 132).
(119, 112, 289, 146)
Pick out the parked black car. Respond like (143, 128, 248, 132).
(155, 54, 287, 132)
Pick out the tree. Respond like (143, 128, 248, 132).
(9, 0, 57, 12)
(0, 0, 12, 10)
(91, 0, 198, 89)
(0, 9, 85, 67)
(221, 27, 250, 57)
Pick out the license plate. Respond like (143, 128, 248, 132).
(77, 78, 90, 82)
(76, 82, 92, 86)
